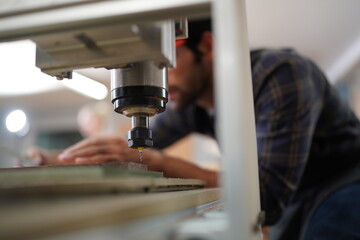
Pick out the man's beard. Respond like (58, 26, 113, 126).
(170, 87, 199, 110)
(169, 79, 209, 110)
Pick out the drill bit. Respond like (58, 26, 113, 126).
(139, 150, 143, 162)
(138, 147, 144, 162)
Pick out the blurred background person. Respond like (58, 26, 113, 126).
(26, 101, 129, 165)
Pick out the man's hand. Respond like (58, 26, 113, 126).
(57, 135, 218, 188)
(26, 147, 46, 165)
(58, 135, 140, 164)
(26, 147, 62, 165)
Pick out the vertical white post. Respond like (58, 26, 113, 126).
(212, 0, 262, 239)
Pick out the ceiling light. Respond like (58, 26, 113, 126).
(0, 40, 62, 96)
(5, 109, 27, 133)
(0, 40, 108, 99)
(62, 72, 108, 100)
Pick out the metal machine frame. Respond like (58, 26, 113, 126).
(0, 0, 261, 239)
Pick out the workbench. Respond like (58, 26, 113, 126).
(0, 164, 221, 240)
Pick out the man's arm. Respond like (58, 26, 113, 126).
(151, 104, 196, 149)
(144, 149, 219, 187)
(26, 147, 66, 165)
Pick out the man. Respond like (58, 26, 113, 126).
(57, 20, 360, 240)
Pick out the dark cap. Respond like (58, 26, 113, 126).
(176, 19, 212, 60)
(186, 19, 212, 52)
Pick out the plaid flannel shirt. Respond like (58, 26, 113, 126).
(151, 49, 360, 225)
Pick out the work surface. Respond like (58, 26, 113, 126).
(0, 163, 220, 240)
(0, 162, 204, 196)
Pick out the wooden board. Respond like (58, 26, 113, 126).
(0, 162, 206, 197)
(0, 162, 162, 187)
(0, 188, 220, 240)
(0, 177, 205, 198)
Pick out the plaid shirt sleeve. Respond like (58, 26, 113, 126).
(253, 50, 324, 225)
(150, 104, 195, 149)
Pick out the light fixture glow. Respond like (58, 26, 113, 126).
(62, 72, 108, 100)
(6, 110, 27, 133)
(0, 40, 108, 99)
(0, 40, 62, 96)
